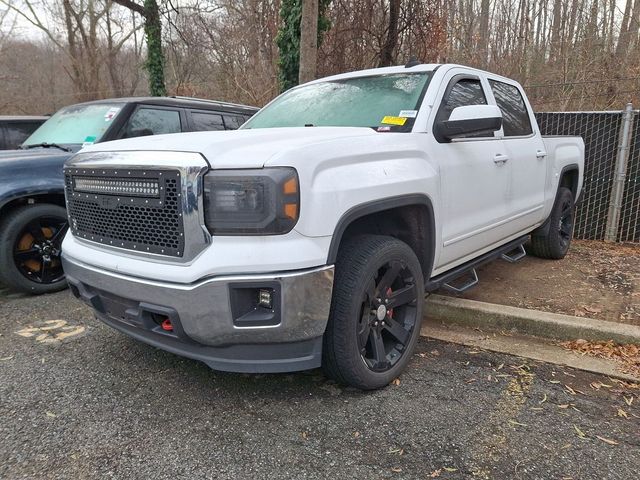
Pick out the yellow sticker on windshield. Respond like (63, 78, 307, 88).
(381, 116, 407, 126)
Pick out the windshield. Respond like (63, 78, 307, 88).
(23, 103, 124, 146)
(243, 72, 431, 132)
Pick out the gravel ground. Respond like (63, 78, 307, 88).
(1, 290, 639, 479)
(440, 240, 640, 325)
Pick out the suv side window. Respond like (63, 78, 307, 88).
(121, 107, 182, 138)
(191, 112, 225, 131)
(222, 115, 245, 130)
(488, 80, 533, 136)
(5, 122, 39, 149)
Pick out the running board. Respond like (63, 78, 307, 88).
(501, 244, 526, 263)
(425, 235, 529, 293)
(442, 268, 478, 293)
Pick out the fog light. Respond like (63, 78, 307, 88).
(258, 289, 273, 309)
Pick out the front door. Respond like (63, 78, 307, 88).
(431, 73, 511, 270)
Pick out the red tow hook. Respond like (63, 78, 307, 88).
(161, 318, 174, 332)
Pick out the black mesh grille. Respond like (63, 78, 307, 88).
(65, 169, 185, 257)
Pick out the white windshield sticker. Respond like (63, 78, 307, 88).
(104, 107, 120, 122)
(399, 110, 418, 118)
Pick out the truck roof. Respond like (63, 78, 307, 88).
(305, 63, 518, 86)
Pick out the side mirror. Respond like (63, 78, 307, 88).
(435, 105, 502, 141)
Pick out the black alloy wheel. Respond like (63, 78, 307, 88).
(323, 235, 425, 390)
(0, 204, 70, 294)
(357, 259, 419, 372)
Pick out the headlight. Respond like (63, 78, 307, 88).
(203, 167, 299, 235)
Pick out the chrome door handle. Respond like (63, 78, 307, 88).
(536, 149, 547, 159)
(493, 154, 509, 164)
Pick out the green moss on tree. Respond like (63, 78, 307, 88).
(276, 0, 331, 93)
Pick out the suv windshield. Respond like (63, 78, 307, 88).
(23, 103, 124, 146)
(243, 72, 431, 131)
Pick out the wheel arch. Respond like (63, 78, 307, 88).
(326, 194, 436, 282)
(559, 164, 580, 203)
(0, 189, 66, 221)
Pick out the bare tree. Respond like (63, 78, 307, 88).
(299, 0, 319, 83)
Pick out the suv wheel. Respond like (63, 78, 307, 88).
(0, 204, 69, 294)
(323, 235, 424, 390)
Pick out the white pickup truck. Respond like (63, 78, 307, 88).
(61, 63, 584, 389)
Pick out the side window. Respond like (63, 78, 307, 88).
(489, 80, 533, 136)
(5, 122, 37, 148)
(222, 115, 244, 130)
(122, 108, 181, 138)
(439, 78, 487, 121)
(191, 112, 225, 132)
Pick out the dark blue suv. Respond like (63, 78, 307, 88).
(0, 96, 258, 294)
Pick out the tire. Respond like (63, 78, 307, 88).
(530, 187, 575, 260)
(0, 204, 69, 294)
(322, 235, 424, 390)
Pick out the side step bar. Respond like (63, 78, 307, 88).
(425, 235, 529, 293)
(501, 244, 527, 263)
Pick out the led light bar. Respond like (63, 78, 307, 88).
(73, 177, 160, 198)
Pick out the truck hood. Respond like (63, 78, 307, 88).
(79, 127, 378, 168)
(0, 147, 76, 170)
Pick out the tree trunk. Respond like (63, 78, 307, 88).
(298, 0, 318, 84)
(478, 0, 490, 68)
(379, 0, 400, 67)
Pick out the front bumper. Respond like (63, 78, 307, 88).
(62, 255, 334, 373)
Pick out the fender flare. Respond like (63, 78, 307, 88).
(533, 164, 580, 237)
(326, 194, 436, 280)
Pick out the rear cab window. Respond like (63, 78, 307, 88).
(488, 80, 533, 137)
(190, 111, 225, 131)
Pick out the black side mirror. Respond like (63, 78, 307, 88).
(435, 105, 503, 142)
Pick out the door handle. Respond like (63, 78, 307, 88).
(493, 154, 509, 164)
(536, 149, 547, 159)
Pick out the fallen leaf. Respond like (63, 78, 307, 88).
(509, 420, 528, 427)
(574, 425, 586, 439)
(353, 431, 360, 438)
(391, 467, 402, 473)
(565, 385, 577, 395)
(429, 469, 441, 477)
(539, 394, 547, 404)
(301, 431, 308, 440)
(391, 378, 401, 386)
(624, 396, 633, 406)
(443, 467, 458, 472)
(617, 408, 628, 418)
(558, 404, 570, 409)
(0, 356, 13, 361)
(45, 412, 57, 418)
(596, 435, 618, 445)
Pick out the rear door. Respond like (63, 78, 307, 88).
(431, 71, 511, 269)
(487, 79, 547, 232)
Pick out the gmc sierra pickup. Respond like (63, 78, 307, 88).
(61, 63, 584, 389)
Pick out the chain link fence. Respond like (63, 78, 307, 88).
(535, 107, 639, 243)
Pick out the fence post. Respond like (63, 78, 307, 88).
(604, 103, 634, 242)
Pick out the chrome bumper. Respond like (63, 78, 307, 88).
(62, 255, 334, 372)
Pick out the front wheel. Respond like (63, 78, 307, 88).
(322, 235, 424, 390)
(0, 204, 69, 294)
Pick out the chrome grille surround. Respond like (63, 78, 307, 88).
(64, 151, 211, 263)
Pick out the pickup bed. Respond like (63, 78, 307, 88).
(61, 63, 584, 389)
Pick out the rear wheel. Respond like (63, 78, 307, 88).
(530, 186, 575, 259)
(323, 235, 424, 390)
(0, 204, 69, 294)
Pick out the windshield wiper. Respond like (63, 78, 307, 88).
(23, 142, 72, 152)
